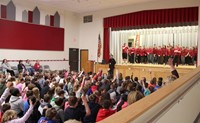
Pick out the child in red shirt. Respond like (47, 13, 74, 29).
(96, 100, 115, 122)
(34, 60, 41, 72)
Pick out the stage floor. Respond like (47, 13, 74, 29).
(117, 63, 196, 68)
(94, 63, 195, 81)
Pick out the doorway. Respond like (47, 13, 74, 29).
(80, 49, 94, 73)
(69, 48, 79, 72)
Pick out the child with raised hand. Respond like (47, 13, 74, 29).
(37, 108, 57, 123)
(1, 99, 35, 123)
(168, 58, 179, 78)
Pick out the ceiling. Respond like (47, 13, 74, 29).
(27, 0, 159, 13)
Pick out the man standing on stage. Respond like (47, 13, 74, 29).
(108, 54, 116, 77)
(122, 43, 128, 64)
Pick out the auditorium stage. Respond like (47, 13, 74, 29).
(94, 63, 195, 81)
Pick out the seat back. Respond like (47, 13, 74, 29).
(43, 65, 50, 71)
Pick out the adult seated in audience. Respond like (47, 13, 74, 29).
(34, 60, 41, 72)
(17, 60, 27, 74)
(24, 59, 35, 76)
(1, 59, 15, 76)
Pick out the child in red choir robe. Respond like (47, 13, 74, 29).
(122, 43, 128, 64)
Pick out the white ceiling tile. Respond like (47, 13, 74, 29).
(25, 0, 162, 13)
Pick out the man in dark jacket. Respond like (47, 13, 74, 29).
(108, 54, 116, 77)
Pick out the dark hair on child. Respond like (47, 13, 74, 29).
(2, 103, 11, 113)
(28, 96, 36, 105)
(125, 76, 130, 80)
(149, 86, 154, 93)
(55, 98, 64, 106)
(28, 83, 36, 90)
(102, 100, 111, 109)
(134, 77, 138, 82)
(47, 87, 55, 98)
(68, 96, 78, 106)
(43, 94, 51, 102)
(144, 82, 148, 88)
(26, 90, 33, 98)
(88, 94, 96, 103)
(158, 77, 163, 81)
(10, 88, 20, 96)
(57, 89, 65, 96)
(45, 108, 57, 120)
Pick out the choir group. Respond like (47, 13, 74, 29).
(122, 43, 198, 66)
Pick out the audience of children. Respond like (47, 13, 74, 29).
(0, 58, 179, 123)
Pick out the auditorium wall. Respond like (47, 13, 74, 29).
(0, 0, 80, 70)
(79, 0, 200, 64)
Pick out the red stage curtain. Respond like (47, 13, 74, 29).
(103, 7, 198, 62)
(103, 28, 110, 63)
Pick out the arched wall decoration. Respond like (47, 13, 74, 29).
(32, 6, 40, 24)
(45, 15, 50, 26)
(22, 10, 28, 22)
(54, 11, 60, 27)
(6, 0, 16, 20)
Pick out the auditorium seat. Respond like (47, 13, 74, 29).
(11, 66, 19, 76)
(43, 65, 50, 71)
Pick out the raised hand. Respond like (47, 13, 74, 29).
(29, 99, 33, 106)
